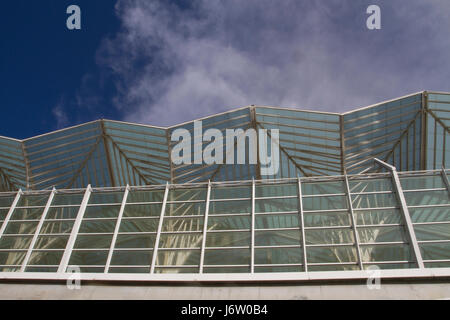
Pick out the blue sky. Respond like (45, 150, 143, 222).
(1, 0, 450, 139)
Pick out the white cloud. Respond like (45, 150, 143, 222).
(98, 0, 450, 126)
(52, 99, 69, 129)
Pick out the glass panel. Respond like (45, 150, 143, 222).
(349, 178, 393, 193)
(209, 200, 251, 215)
(360, 244, 412, 262)
(0, 236, 32, 249)
(109, 267, 150, 273)
(74, 235, 113, 249)
(0, 208, 9, 220)
(162, 217, 203, 232)
(358, 226, 407, 243)
(255, 183, 297, 197)
(46, 207, 79, 219)
(83, 205, 121, 218)
(409, 207, 450, 223)
(206, 231, 250, 247)
(303, 196, 348, 211)
(355, 209, 402, 225)
(25, 267, 58, 272)
(420, 242, 450, 260)
(0, 251, 26, 265)
(255, 197, 298, 213)
(156, 249, 200, 266)
(0, 195, 15, 208)
(119, 218, 159, 233)
(17, 194, 50, 207)
(123, 203, 162, 217)
(110, 250, 152, 265)
(306, 228, 354, 245)
(27, 251, 64, 266)
(307, 246, 357, 263)
(255, 247, 303, 264)
(302, 181, 345, 195)
(88, 192, 124, 204)
(165, 202, 205, 216)
(69, 251, 108, 266)
(208, 215, 251, 230)
(308, 264, 359, 271)
(11, 208, 44, 220)
(204, 248, 250, 265)
(400, 175, 445, 190)
(51, 193, 84, 206)
(127, 189, 164, 203)
(159, 233, 203, 248)
(255, 265, 302, 273)
(77, 267, 105, 273)
(4, 221, 39, 234)
(40, 221, 74, 234)
(363, 263, 415, 270)
(351, 193, 397, 209)
(211, 186, 251, 199)
(255, 230, 301, 246)
(255, 214, 299, 229)
(115, 234, 156, 249)
(404, 191, 450, 206)
(204, 266, 250, 273)
(304, 211, 350, 227)
(154, 267, 199, 273)
(414, 224, 450, 241)
(34, 235, 69, 249)
(79, 219, 117, 233)
(168, 188, 206, 201)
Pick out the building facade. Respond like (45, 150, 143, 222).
(0, 91, 449, 299)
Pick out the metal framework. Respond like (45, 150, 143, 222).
(0, 91, 449, 192)
(0, 168, 448, 280)
(0, 91, 449, 281)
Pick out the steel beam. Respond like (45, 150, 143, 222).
(199, 180, 211, 273)
(344, 175, 364, 270)
(150, 182, 169, 273)
(297, 177, 308, 272)
(251, 178, 255, 273)
(57, 185, 92, 273)
(105, 185, 129, 273)
(20, 188, 56, 271)
(374, 158, 424, 268)
(0, 190, 22, 239)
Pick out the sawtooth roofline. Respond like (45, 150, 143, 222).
(2, 90, 445, 141)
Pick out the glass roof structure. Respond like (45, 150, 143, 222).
(0, 90, 448, 281)
(0, 91, 448, 191)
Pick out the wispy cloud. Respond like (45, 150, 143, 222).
(52, 98, 69, 129)
(97, 0, 450, 126)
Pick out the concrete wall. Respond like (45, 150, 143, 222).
(0, 281, 449, 300)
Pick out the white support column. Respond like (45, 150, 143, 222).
(344, 175, 364, 270)
(374, 158, 424, 269)
(199, 180, 211, 273)
(0, 189, 22, 239)
(57, 185, 92, 273)
(297, 177, 308, 272)
(150, 182, 170, 274)
(442, 168, 450, 195)
(104, 185, 129, 273)
(251, 179, 255, 274)
(20, 188, 56, 272)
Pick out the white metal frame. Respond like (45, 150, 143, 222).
(374, 159, 424, 268)
(57, 185, 92, 273)
(1, 168, 449, 280)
